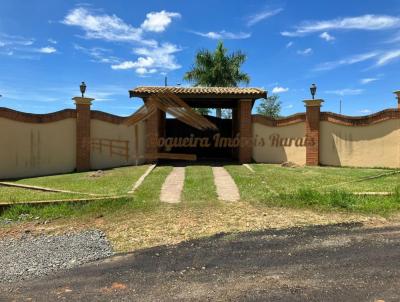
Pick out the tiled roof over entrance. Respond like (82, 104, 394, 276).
(129, 86, 267, 99)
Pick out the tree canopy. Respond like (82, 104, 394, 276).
(184, 41, 250, 117)
(256, 95, 282, 118)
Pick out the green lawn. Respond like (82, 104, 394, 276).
(0, 166, 173, 221)
(226, 164, 400, 215)
(1, 164, 400, 222)
(0, 187, 82, 203)
(10, 165, 151, 195)
(183, 165, 217, 202)
(229, 164, 400, 194)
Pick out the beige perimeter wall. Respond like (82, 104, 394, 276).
(90, 120, 146, 170)
(0, 118, 76, 179)
(253, 122, 306, 165)
(320, 120, 400, 168)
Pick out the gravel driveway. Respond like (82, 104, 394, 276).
(0, 230, 113, 283)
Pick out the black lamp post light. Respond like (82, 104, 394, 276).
(80, 81, 87, 98)
(310, 83, 317, 100)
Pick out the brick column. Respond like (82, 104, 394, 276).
(232, 106, 239, 160)
(73, 97, 94, 172)
(145, 97, 163, 163)
(238, 99, 253, 163)
(304, 99, 323, 166)
(394, 91, 400, 110)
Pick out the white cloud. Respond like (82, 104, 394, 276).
(111, 61, 136, 70)
(192, 30, 251, 40)
(388, 31, 400, 43)
(359, 109, 372, 114)
(74, 44, 120, 64)
(286, 41, 293, 48)
(297, 48, 313, 55)
(37, 46, 57, 54)
(314, 52, 378, 71)
(63, 7, 182, 76)
(62, 7, 155, 45)
(48, 38, 57, 44)
(319, 32, 335, 41)
(314, 49, 400, 71)
(376, 49, 400, 66)
(136, 67, 157, 75)
(284, 104, 294, 109)
(140, 10, 180, 32)
(246, 8, 283, 27)
(63, 8, 180, 44)
(326, 89, 363, 96)
(360, 78, 378, 84)
(111, 42, 181, 74)
(0, 33, 34, 47)
(272, 86, 289, 93)
(281, 15, 400, 37)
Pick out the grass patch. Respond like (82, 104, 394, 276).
(0, 166, 173, 222)
(2, 163, 400, 228)
(0, 187, 82, 203)
(12, 165, 150, 195)
(227, 164, 400, 195)
(261, 188, 400, 216)
(183, 165, 217, 202)
(226, 164, 400, 215)
(0, 197, 131, 221)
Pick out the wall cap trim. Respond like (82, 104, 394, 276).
(0, 107, 76, 123)
(91, 110, 129, 124)
(73, 97, 94, 105)
(303, 99, 324, 107)
(321, 109, 400, 126)
(252, 113, 306, 127)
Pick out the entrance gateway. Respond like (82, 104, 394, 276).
(129, 86, 267, 163)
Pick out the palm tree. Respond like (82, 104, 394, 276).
(184, 41, 250, 117)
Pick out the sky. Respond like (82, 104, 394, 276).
(1, 0, 400, 116)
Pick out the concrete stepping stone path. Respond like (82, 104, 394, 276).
(160, 167, 185, 203)
(212, 167, 240, 202)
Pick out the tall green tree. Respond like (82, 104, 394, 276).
(257, 94, 282, 118)
(192, 108, 211, 115)
(184, 41, 250, 118)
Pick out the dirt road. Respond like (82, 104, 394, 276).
(1, 223, 399, 301)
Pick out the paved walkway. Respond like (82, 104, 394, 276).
(160, 167, 185, 203)
(212, 167, 240, 202)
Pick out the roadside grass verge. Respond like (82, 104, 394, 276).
(0, 187, 82, 203)
(273, 187, 400, 215)
(9, 165, 150, 196)
(0, 166, 172, 222)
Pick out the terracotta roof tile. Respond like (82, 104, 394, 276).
(129, 86, 266, 99)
